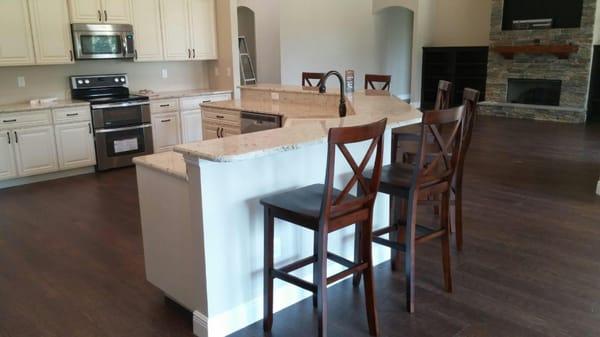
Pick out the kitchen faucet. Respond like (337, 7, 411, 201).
(318, 71, 347, 117)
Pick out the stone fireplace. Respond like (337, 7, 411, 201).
(479, 0, 596, 123)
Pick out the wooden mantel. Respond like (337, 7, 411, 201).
(492, 44, 579, 60)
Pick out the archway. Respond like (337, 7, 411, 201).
(237, 6, 257, 84)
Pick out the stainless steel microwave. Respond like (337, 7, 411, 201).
(72, 24, 134, 60)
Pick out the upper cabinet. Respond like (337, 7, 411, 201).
(0, 0, 35, 66)
(68, 0, 131, 24)
(29, 0, 74, 64)
(161, 0, 217, 61)
(130, 0, 163, 62)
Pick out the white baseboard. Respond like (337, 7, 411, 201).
(596, 179, 600, 196)
(410, 101, 421, 109)
(0, 167, 95, 189)
(394, 94, 411, 102)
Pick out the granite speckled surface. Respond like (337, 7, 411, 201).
(133, 151, 187, 181)
(142, 89, 233, 100)
(174, 86, 422, 162)
(0, 100, 89, 113)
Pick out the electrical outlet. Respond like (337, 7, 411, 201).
(17, 76, 26, 88)
(161, 69, 168, 79)
(214, 66, 220, 76)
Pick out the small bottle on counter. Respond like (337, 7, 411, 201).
(345, 70, 355, 93)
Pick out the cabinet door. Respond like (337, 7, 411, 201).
(14, 126, 58, 177)
(68, 0, 103, 23)
(0, 0, 35, 66)
(152, 112, 181, 152)
(55, 122, 96, 170)
(131, 0, 163, 62)
(189, 0, 217, 60)
(101, 0, 131, 24)
(160, 0, 191, 61)
(181, 110, 203, 143)
(0, 131, 17, 181)
(29, 0, 74, 65)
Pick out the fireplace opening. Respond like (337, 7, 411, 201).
(507, 79, 562, 106)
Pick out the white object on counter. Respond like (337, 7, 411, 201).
(596, 179, 600, 196)
(30, 97, 58, 106)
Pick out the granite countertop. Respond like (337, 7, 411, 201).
(142, 88, 233, 100)
(0, 99, 90, 113)
(174, 86, 422, 162)
(133, 151, 187, 181)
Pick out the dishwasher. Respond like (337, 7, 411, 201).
(241, 111, 282, 134)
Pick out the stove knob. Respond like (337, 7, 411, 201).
(77, 80, 84, 85)
(114, 78, 120, 83)
(120, 77, 126, 83)
(84, 79, 90, 84)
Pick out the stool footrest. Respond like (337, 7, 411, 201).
(280, 256, 317, 273)
(272, 269, 318, 293)
(373, 236, 406, 252)
(327, 262, 368, 285)
(327, 252, 355, 269)
(415, 228, 446, 244)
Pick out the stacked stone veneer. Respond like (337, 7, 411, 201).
(481, 0, 596, 123)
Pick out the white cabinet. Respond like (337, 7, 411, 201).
(14, 126, 59, 177)
(0, 0, 35, 66)
(55, 122, 96, 170)
(28, 0, 74, 65)
(160, 0, 191, 61)
(160, 0, 217, 61)
(152, 112, 181, 152)
(189, 0, 217, 60)
(0, 131, 17, 180)
(130, 0, 164, 62)
(68, 0, 131, 24)
(181, 110, 203, 143)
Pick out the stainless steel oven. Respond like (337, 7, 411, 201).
(94, 123, 153, 171)
(72, 24, 134, 60)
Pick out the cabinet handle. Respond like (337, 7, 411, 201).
(6, 132, 10, 145)
(98, 10, 102, 22)
(161, 119, 171, 123)
(70, 50, 74, 62)
(202, 100, 211, 103)
(134, 49, 138, 60)
(193, 49, 196, 58)
(66, 113, 79, 117)
(217, 127, 221, 138)
(104, 10, 108, 22)
(188, 49, 191, 59)
(216, 115, 224, 119)
(88, 123, 92, 134)
(14, 131, 18, 143)
(3, 119, 16, 123)
(159, 104, 170, 107)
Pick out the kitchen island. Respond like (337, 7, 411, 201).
(133, 85, 422, 337)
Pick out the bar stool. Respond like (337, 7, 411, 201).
(354, 106, 465, 313)
(302, 72, 325, 87)
(364, 74, 392, 91)
(261, 119, 387, 337)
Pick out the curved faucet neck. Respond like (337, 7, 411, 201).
(318, 70, 347, 117)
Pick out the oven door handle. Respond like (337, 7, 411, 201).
(95, 124, 152, 134)
(92, 101, 150, 109)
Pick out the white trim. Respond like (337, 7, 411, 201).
(0, 166, 95, 189)
(410, 101, 421, 109)
(395, 93, 411, 101)
(596, 179, 600, 196)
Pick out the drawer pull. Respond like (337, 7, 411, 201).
(159, 104, 170, 107)
(6, 132, 10, 145)
(3, 119, 16, 123)
(202, 100, 212, 103)
(216, 115, 224, 119)
(88, 123, 92, 134)
(66, 113, 79, 117)
(160, 119, 172, 123)
(14, 131, 18, 143)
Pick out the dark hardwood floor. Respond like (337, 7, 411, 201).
(1, 116, 599, 337)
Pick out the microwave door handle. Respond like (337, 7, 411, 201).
(123, 35, 128, 57)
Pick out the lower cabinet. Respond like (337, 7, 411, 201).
(0, 131, 18, 180)
(181, 109, 203, 143)
(152, 112, 181, 152)
(55, 122, 96, 169)
(14, 126, 59, 177)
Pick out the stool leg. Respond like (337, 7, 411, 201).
(315, 228, 328, 337)
(455, 184, 464, 251)
(389, 195, 404, 271)
(441, 191, 453, 293)
(263, 208, 275, 332)
(353, 223, 363, 287)
(405, 191, 418, 313)
(362, 220, 379, 336)
(313, 231, 319, 306)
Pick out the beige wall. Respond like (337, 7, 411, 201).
(429, 0, 492, 47)
(208, 0, 237, 94)
(0, 61, 209, 105)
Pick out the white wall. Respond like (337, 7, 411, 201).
(237, 0, 281, 84)
(0, 61, 210, 105)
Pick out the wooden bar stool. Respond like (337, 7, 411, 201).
(364, 74, 392, 91)
(302, 72, 325, 87)
(262, 119, 387, 337)
(354, 106, 465, 313)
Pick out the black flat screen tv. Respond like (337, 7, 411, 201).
(502, 0, 584, 30)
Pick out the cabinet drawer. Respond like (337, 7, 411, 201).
(52, 106, 91, 124)
(203, 110, 240, 125)
(150, 99, 179, 113)
(181, 95, 215, 111)
(203, 122, 240, 140)
(0, 110, 52, 129)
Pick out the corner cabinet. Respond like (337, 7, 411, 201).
(0, 0, 35, 66)
(68, 0, 131, 24)
(130, 0, 164, 62)
(160, 0, 217, 61)
(28, 0, 74, 65)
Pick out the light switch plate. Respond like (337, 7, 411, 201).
(161, 69, 168, 79)
(17, 76, 26, 88)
